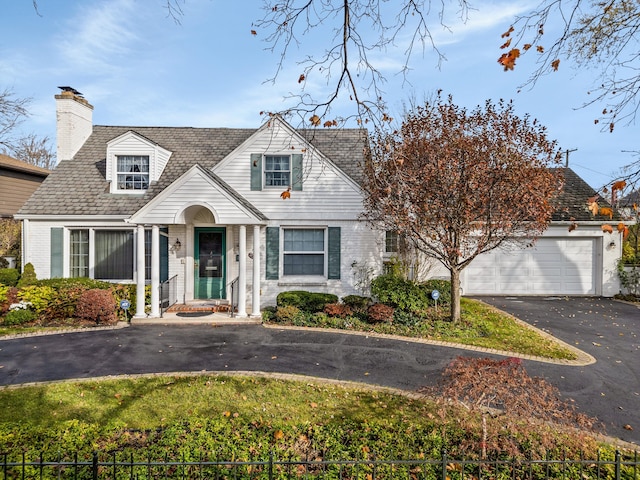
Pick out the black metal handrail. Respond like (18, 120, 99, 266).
(159, 275, 178, 317)
(228, 276, 239, 317)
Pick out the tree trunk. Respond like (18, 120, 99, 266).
(450, 267, 461, 323)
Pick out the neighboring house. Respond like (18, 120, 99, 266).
(16, 90, 623, 319)
(0, 153, 50, 218)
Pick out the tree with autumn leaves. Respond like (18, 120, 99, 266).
(362, 95, 563, 322)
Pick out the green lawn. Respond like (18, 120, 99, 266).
(0, 375, 608, 463)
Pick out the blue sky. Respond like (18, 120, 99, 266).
(1, 0, 637, 189)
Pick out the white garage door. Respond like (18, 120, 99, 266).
(463, 238, 597, 295)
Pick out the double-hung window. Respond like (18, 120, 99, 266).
(385, 231, 399, 253)
(117, 155, 149, 191)
(264, 155, 290, 187)
(283, 228, 325, 276)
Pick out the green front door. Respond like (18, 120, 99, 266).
(194, 228, 226, 299)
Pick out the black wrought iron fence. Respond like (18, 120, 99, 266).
(1, 449, 638, 479)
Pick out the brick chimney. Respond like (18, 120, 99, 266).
(55, 87, 93, 162)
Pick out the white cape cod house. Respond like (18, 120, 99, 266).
(17, 90, 381, 318)
(16, 90, 622, 319)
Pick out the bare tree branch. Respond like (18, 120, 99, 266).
(0, 88, 31, 153)
(253, 0, 471, 127)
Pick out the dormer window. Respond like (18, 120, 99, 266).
(117, 155, 149, 191)
(106, 131, 172, 194)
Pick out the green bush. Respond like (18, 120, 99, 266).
(16, 263, 37, 288)
(0, 268, 20, 287)
(276, 290, 339, 312)
(341, 295, 371, 312)
(422, 279, 452, 305)
(261, 305, 277, 322)
(370, 274, 431, 313)
(17, 285, 56, 313)
(3, 308, 37, 326)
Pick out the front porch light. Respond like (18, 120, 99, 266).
(172, 238, 182, 252)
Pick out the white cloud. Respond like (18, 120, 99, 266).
(56, 0, 140, 74)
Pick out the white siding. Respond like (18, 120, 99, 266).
(134, 169, 260, 225)
(214, 123, 364, 221)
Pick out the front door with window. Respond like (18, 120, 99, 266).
(194, 228, 225, 299)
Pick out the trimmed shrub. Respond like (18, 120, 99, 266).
(370, 274, 430, 313)
(75, 289, 117, 325)
(16, 263, 37, 288)
(276, 291, 339, 312)
(0, 268, 20, 287)
(341, 295, 371, 312)
(3, 308, 37, 326)
(367, 303, 394, 323)
(323, 303, 352, 318)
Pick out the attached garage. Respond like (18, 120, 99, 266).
(463, 237, 600, 295)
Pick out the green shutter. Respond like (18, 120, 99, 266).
(250, 153, 262, 191)
(50, 227, 64, 278)
(266, 227, 279, 280)
(291, 153, 303, 191)
(327, 227, 341, 279)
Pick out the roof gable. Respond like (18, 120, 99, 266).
(129, 164, 266, 225)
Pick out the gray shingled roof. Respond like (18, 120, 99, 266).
(18, 126, 610, 223)
(18, 125, 368, 217)
(551, 168, 620, 222)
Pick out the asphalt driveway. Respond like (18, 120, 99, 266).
(0, 296, 638, 445)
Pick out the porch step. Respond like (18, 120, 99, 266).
(166, 300, 232, 314)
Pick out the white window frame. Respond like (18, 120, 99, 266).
(115, 155, 150, 192)
(264, 154, 291, 188)
(281, 227, 327, 277)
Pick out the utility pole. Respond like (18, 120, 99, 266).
(563, 148, 578, 167)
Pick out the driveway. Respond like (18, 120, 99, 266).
(474, 296, 640, 446)
(0, 296, 638, 445)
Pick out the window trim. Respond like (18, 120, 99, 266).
(282, 227, 327, 278)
